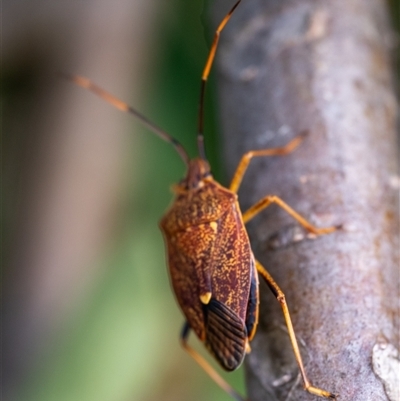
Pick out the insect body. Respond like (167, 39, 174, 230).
(160, 158, 257, 371)
(67, 1, 338, 400)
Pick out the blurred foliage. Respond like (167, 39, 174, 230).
(5, 1, 399, 401)
(387, 0, 399, 93)
(12, 1, 245, 401)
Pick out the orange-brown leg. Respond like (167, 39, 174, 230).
(229, 134, 305, 194)
(255, 260, 337, 400)
(242, 195, 337, 235)
(180, 323, 247, 401)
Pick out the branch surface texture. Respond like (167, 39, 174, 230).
(213, 0, 399, 400)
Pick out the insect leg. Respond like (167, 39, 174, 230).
(180, 323, 246, 401)
(255, 260, 337, 400)
(242, 195, 337, 235)
(229, 134, 305, 194)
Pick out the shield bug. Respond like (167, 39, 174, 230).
(66, 1, 339, 399)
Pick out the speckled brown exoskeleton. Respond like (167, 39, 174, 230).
(66, 1, 339, 400)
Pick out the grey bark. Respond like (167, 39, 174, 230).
(212, 0, 399, 400)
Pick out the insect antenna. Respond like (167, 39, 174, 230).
(62, 73, 190, 166)
(197, 0, 242, 160)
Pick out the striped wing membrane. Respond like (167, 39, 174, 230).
(204, 298, 247, 371)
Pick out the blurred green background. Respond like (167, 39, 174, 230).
(3, 1, 245, 401)
(3, 1, 398, 401)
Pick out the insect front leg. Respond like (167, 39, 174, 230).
(242, 195, 337, 235)
(229, 134, 305, 194)
(180, 323, 247, 401)
(255, 260, 337, 400)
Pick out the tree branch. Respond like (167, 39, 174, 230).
(213, 0, 399, 400)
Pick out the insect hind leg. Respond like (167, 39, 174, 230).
(255, 261, 337, 400)
(180, 323, 246, 401)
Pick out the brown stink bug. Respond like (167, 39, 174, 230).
(66, 1, 339, 399)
